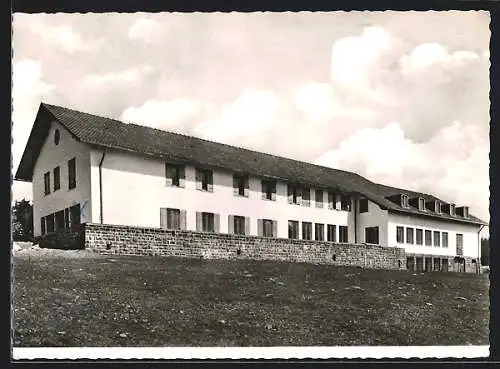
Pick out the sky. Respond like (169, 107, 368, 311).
(11, 11, 491, 229)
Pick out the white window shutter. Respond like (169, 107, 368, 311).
(160, 208, 168, 229)
(180, 210, 187, 230)
(196, 212, 202, 231)
(257, 219, 263, 237)
(228, 215, 234, 234)
(271, 185, 276, 201)
(165, 164, 173, 186)
(214, 213, 220, 232)
(272, 220, 278, 238)
(179, 166, 186, 188)
(207, 171, 214, 192)
(245, 217, 250, 235)
(287, 185, 293, 204)
(233, 175, 239, 196)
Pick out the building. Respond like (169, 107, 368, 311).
(14, 103, 487, 272)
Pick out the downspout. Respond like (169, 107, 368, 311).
(477, 224, 486, 274)
(354, 195, 358, 244)
(98, 150, 106, 224)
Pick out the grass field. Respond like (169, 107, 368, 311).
(12, 250, 489, 347)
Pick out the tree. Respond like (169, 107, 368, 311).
(12, 199, 33, 242)
(481, 237, 489, 266)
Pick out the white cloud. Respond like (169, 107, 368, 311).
(128, 18, 161, 42)
(121, 98, 213, 131)
(12, 59, 56, 203)
(315, 122, 489, 222)
(28, 21, 102, 53)
(83, 66, 155, 86)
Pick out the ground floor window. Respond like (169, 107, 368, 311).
(339, 226, 348, 243)
(70, 204, 81, 227)
(288, 220, 299, 239)
(46, 213, 55, 233)
(416, 229, 423, 245)
(406, 228, 414, 244)
(302, 222, 312, 240)
(406, 256, 415, 271)
(425, 230, 432, 246)
(327, 224, 336, 242)
(433, 258, 441, 271)
(415, 257, 424, 272)
(442, 258, 449, 272)
(263, 219, 274, 237)
(396, 226, 404, 243)
(233, 215, 246, 235)
(202, 212, 215, 232)
(365, 226, 379, 244)
(314, 223, 324, 241)
(425, 257, 433, 272)
(40, 217, 46, 235)
(433, 231, 440, 247)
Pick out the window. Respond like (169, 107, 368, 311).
(365, 226, 379, 244)
(70, 204, 80, 227)
(456, 233, 464, 256)
(359, 198, 369, 213)
(54, 129, 60, 145)
(450, 204, 456, 216)
(315, 223, 324, 241)
(396, 226, 404, 243)
(263, 219, 274, 237)
(196, 168, 213, 192)
(328, 191, 337, 210)
(44, 172, 50, 195)
(46, 214, 55, 233)
(434, 231, 440, 247)
(233, 174, 249, 197)
(67, 158, 76, 189)
(401, 194, 409, 208)
(41, 217, 46, 235)
(202, 212, 215, 232)
(340, 195, 351, 211)
(315, 190, 323, 208)
(302, 222, 312, 240)
(425, 230, 432, 246)
(435, 201, 442, 214)
(164, 208, 181, 230)
(327, 224, 336, 242)
(418, 197, 425, 211)
(463, 207, 469, 218)
(416, 229, 423, 245)
(301, 188, 311, 207)
(288, 184, 301, 205)
(339, 226, 348, 243)
(288, 220, 299, 239)
(442, 232, 449, 248)
(261, 180, 276, 201)
(165, 163, 185, 187)
(234, 215, 246, 235)
(55, 210, 65, 230)
(433, 258, 441, 271)
(53, 167, 60, 191)
(406, 228, 414, 244)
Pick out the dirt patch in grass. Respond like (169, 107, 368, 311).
(12, 253, 489, 347)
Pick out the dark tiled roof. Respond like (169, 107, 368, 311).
(15, 103, 487, 226)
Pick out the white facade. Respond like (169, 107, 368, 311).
(29, 126, 482, 262)
(32, 121, 92, 237)
(91, 148, 356, 240)
(388, 213, 482, 258)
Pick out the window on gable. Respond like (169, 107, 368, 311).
(418, 198, 426, 211)
(425, 230, 432, 246)
(365, 226, 379, 244)
(327, 224, 336, 242)
(44, 172, 50, 195)
(339, 226, 348, 243)
(359, 198, 369, 213)
(302, 222, 312, 240)
(315, 223, 324, 241)
(401, 194, 409, 208)
(416, 229, 423, 245)
(233, 173, 249, 197)
(288, 220, 299, 239)
(261, 180, 276, 201)
(68, 158, 76, 190)
(53, 167, 60, 191)
(315, 189, 323, 208)
(396, 226, 404, 243)
(165, 163, 185, 188)
(434, 231, 441, 247)
(406, 228, 414, 244)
